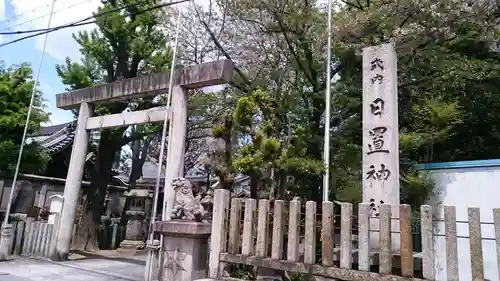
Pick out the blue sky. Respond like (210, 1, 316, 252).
(0, 0, 204, 125)
(0, 0, 103, 125)
(0, 30, 75, 125)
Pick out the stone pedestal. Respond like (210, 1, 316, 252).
(153, 220, 211, 281)
(120, 210, 146, 249)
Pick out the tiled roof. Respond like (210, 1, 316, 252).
(29, 122, 77, 154)
(32, 122, 73, 137)
(122, 161, 208, 183)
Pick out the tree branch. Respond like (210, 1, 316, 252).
(192, 3, 252, 92)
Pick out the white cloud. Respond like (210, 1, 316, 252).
(40, 82, 74, 125)
(8, 0, 214, 61)
(0, 0, 5, 42)
(9, 0, 101, 60)
(0, 0, 5, 20)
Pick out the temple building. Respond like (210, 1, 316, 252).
(0, 120, 249, 249)
(0, 121, 214, 217)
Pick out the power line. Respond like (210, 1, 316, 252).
(0, 0, 188, 48)
(0, 0, 140, 35)
(0, 1, 57, 25)
(0, 0, 94, 32)
(0, 20, 94, 35)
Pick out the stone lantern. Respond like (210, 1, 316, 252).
(119, 189, 152, 250)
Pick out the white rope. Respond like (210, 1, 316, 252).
(1, 0, 57, 228)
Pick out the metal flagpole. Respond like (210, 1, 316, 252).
(1, 0, 56, 228)
(145, 7, 182, 281)
(323, 0, 333, 202)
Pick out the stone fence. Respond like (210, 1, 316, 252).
(4, 216, 59, 258)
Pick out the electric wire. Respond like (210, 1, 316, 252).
(0, 1, 58, 25)
(1, 0, 57, 228)
(0, 0, 170, 35)
(1, 20, 94, 35)
(0, 0, 188, 47)
(0, 0, 93, 32)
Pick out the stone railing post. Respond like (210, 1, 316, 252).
(208, 189, 230, 279)
(0, 224, 13, 259)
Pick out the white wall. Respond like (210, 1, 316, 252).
(426, 164, 500, 281)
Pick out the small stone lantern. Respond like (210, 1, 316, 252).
(119, 189, 152, 250)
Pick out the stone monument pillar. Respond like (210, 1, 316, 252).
(153, 177, 210, 281)
(362, 43, 400, 250)
(120, 189, 152, 250)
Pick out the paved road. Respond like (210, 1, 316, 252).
(0, 257, 145, 281)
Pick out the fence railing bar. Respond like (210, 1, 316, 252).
(433, 219, 495, 225)
(368, 217, 496, 225)
(433, 234, 497, 241)
(366, 229, 498, 241)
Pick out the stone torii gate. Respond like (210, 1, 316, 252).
(52, 60, 234, 260)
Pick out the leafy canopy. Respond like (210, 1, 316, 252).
(0, 62, 50, 176)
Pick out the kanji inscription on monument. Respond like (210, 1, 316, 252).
(362, 43, 400, 218)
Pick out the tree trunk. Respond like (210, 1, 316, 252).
(249, 174, 259, 199)
(74, 131, 120, 251)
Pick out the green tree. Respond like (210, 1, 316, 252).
(230, 89, 324, 200)
(56, 0, 172, 250)
(186, 0, 499, 207)
(187, 0, 332, 201)
(0, 62, 50, 177)
(330, 0, 499, 206)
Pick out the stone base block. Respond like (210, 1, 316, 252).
(153, 220, 211, 281)
(119, 240, 145, 250)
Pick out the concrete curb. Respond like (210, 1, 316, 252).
(19, 256, 141, 281)
(50, 261, 139, 281)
